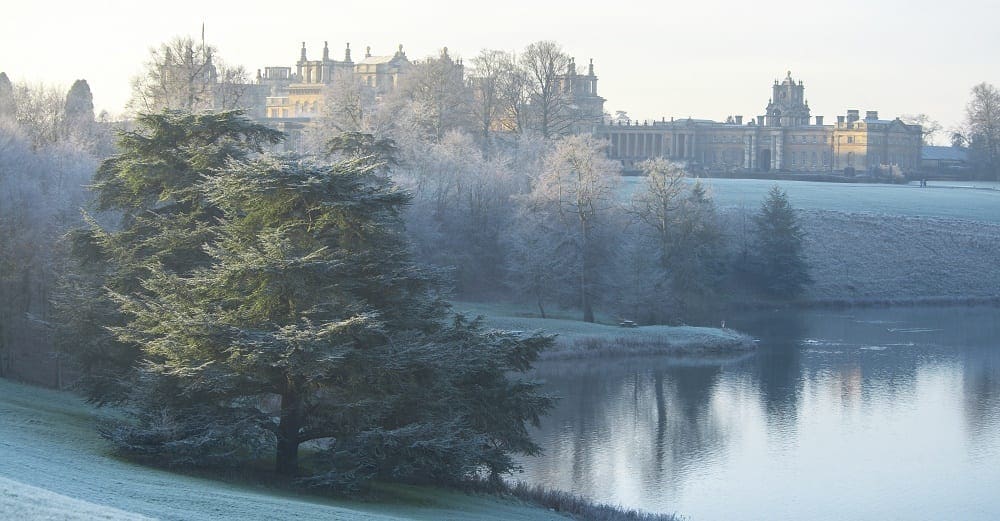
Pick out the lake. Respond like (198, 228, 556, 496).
(518, 306, 1000, 520)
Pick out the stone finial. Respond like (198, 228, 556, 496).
(345, 42, 352, 61)
(366, 46, 372, 58)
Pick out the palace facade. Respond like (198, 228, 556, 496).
(240, 45, 920, 174)
(595, 72, 922, 175)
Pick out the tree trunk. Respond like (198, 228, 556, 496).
(582, 295, 594, 323)
(275, 390, 302, 476)
(581, 218, 595, 323)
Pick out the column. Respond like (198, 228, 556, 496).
(744, 135, 752, 169)
(774, 134, 783, 170)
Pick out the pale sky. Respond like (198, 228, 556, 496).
(3, 0, 997, 139)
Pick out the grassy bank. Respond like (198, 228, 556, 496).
(797, 210, 1000, 302)
(0, 378, 683, 521)
(455, 301, 755, 360)
(0, 378, 572, 521)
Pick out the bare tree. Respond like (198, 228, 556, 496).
(394, 48, 473, 142)
(13, 82, 64, 147)
(520, 41, 571, 139)
(526, 134, 621, 322)
(469, 49, 510, 157)
(129, 36, 249, 113)
(901, 113, 942, 146)
(497, 53, 532, 136)
(965, 82, 1000, 180)
(630, 158, 688, 265)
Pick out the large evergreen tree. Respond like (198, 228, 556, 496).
(103, 151, 553, 485)
(62, 110, 283, 403)
(748, 185, 811, 298)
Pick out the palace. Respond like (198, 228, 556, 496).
(595, 72, 922, 175)
(239, 45, 921, 175)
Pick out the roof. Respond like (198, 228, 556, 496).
(922, 146, 968, 161)
(359, 56, 397, 65)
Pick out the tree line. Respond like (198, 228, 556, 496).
(0, 73, 112, 384)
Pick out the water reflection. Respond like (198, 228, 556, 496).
(519, 306, 1000, 521)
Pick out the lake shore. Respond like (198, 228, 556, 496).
(454, 302, 756, 360)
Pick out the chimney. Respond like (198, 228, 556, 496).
(735, 115, 743, 125)
(757, 115, 765, 126)
(847, 110, 860, 123)
(865, 110, 878, 121)
(837, 115, 845, 124)
(815, 115, 824, 126)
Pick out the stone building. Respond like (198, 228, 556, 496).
(249, 41, 411, 148)
(258, 41, 407, 121)
(596, 72, 922, 175)
(561, 57, 606, 134)
(253, 41, 604, 142)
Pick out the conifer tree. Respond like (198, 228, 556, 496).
(748, 185, 811, 297)
(103, 151, 553, 485)
(63, 79, 94, 138)
(62, 111, 282, 403)
(0, 72, 14, 121)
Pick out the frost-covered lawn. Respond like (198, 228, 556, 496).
(454, 302, 755, 360)
(620, 177, 1000, 223)
(616, 177, 1000, 303)
(0, 379, 567, 521)
(797, 210, 1000, 302)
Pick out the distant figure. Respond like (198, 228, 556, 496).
(721, 320, 726, 329)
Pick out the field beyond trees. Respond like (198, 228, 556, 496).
(687, 178, 1000, 304)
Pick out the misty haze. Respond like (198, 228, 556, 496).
(1, 2, 999, 520)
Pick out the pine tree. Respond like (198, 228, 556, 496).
(63, 79, 94, 139)
(748, 185, 811, 298)
(99, 136, 553, 486)
(0, 72, 14, 121)
(61, 111, 283, 403)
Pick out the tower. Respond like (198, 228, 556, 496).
(765, 71, 810, 127)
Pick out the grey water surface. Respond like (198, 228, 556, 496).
(519, 306, 1000, 521)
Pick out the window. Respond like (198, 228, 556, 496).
(847, 136, 854, 144)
